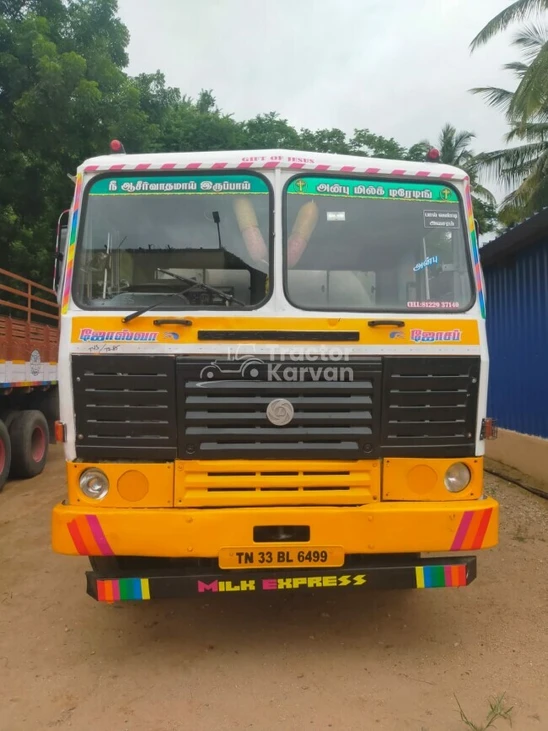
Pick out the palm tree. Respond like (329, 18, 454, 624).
(427, 124, 497, 234)
(436, 124, 495, 202)
(471, 2, 548, 120)
(471, 0, 548, 47)
(471, 25, 548, 224)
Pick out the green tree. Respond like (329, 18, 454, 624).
(300, 126, 350, 154)
(471, 2, 548, 120)
(0, 0, 138, 282)
(405, 141, 432, 161)
(471, 25, 548, 223)
(349, 129, 407, 159)
(155, 90, 243, 153)
(430, 124, 497, 233)
(241, 112, 302, 149)
(0, 0, 495, 285)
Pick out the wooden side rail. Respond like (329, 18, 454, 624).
(0, 268, 59, 324)
(0, 269, 59, 365)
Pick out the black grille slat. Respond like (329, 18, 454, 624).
(381, 356, 479, 457)
(185, 395, 372, 411)
(185, 380, 372, 394)
(391, 375, 470, 391)
(81, 374, 169, 391)
(72, 355, 177, 460)
(84, 389, 169, 406)
(85, 422, 173, 437)
(187, 426, 372, 437)
(387, 422, 467, 437)
(86, 405, 170, 420)
(185, 411, 372, 425)
(177, 358, 381, 459)
(388, 391, 465, 407)
(389, 358, 478, 375)
(389, 406, 466, 421)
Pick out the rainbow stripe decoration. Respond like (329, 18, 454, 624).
(97, 578, 150, 602)
(415, 564, 467, 588)
(464, 179, 486, 319)
(67, 514, 114, 556)
(451, 507, 493, 551)
(0, 380, 57, 388)
(61, 173, 83, 314)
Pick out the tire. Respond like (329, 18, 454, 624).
(0, 420, 12, 492)
(0, 409, 20, 431)
(9, 410, 49, 479)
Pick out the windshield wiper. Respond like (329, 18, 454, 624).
(156, 268, 245, 306)
(121, 269, 245, 324)
(122, 290, 190, 324)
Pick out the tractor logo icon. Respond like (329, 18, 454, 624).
(199, 357, 264, 382)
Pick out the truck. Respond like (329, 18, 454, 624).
(51, 145, 499, 601)
(0, 267, 59, 491)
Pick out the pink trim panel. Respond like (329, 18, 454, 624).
(79, 156, 465, 180)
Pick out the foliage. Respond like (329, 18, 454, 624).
(0, 0, 139, 282)
(472, 197, 500, 235)
(471, 25, 548, 223)
(455, 693, 513, 731)
(471, 1, 548, 121)
(0, 1, 500, 286)
(433, 124, 496, 234)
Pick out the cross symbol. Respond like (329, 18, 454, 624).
(441, 188, 452, 201)
(295, 179, 307, 192)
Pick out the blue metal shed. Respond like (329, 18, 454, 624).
(481, 211, 548, 439)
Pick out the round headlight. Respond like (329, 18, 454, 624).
(79, 468, 109, 500)
(444, 463, 471, 493)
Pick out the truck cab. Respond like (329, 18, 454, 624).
(51, 148, 498, 601)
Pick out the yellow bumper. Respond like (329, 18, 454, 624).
(52, 497, 498, 558)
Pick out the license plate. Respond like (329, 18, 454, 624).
(218, 546, 344, 570)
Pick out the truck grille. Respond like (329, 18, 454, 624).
(71, 354, 479, 462)
(72, 355, 177, 461)
(381, 357, 480, 457)
(176, 358, 382, 460)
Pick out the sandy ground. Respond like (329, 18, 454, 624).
(1, 446, 547, 731)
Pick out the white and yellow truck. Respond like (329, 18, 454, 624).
(51, 145, 498, 602)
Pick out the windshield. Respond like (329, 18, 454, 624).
(284, 176, 474, 312)
(73, 174, 271, 309)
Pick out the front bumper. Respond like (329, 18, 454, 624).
(86, 555, 478, 601)
(52, 497, 498, 558)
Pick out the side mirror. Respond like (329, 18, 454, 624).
(54, 209, 70, 297)
(474, 218, 481, 240)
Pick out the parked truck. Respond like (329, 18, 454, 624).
(51, 145, 499, 602)
(0, 267, 59, 490)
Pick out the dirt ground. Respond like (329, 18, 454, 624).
(1, 446, 547, 731)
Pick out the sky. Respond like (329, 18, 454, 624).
(117, 0, 519, 208)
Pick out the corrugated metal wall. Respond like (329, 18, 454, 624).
(483, 238, 548, 438)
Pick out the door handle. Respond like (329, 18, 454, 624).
(153, 318, 193, 326)
(367, 320, 405, 328)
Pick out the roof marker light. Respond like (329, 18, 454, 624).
(426, 147, 440, 162)
(110, 139, 125, 154)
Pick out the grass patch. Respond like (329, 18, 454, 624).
(455, 693, 513, 730)
(513, 525, 529, 543)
